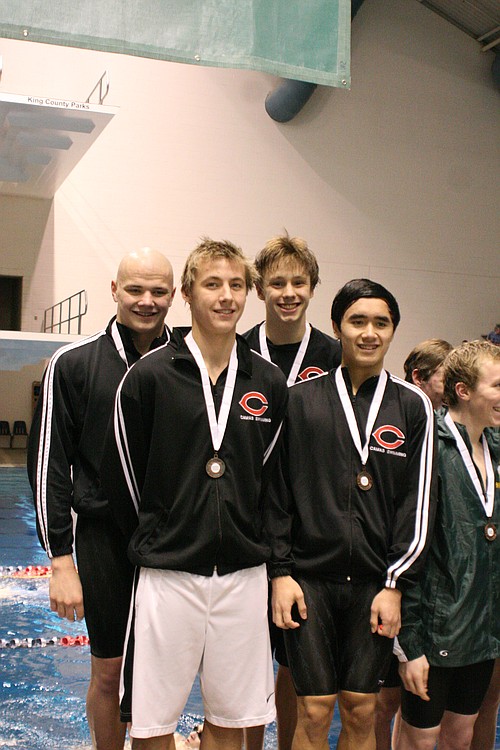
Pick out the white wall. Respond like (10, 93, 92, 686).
(0, 0, 498, 377)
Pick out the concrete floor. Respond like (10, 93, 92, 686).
(0, 448, 27, 467)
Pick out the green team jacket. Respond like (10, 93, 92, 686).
(398, 414, 500, 667)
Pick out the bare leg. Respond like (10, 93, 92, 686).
(471, 658, 500, 750)
(200, 721, 243, 750)
(244, 663, 297, 750)
(439, 710, 479, 750)
(395, 717, 439, 750)
(87, 655, 126, 750)
(391, 709, 402, 750)
(243, 725, 265, 750)
(374, 687, 401, 750)
(292, 694, 336, 750)
(132, 734, 176, 749)
(337, 691, 377, 750)
(277, 666, 298, 750)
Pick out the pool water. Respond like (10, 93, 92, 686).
(2, 468, 497, 749)
(0, 467, 205, 749)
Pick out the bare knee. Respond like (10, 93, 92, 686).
(243, 724, 265, 750)
(439, 712, 478, 750)
(440, 732, 474, 750)
(90, 655, 122, 696)
(297, 695, 336, 741)
(395, 719, 439, 750)
(339, 691, 377, 737)
(376, 687, 401, 724)
(201, 721, 242, 749)
(132, 735, 175, 750)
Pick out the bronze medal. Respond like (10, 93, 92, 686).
(484, 522, 497, 542)
(206, 456, 225, 478)
(356, 470, 373, 491)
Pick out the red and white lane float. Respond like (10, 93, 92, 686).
(0, 565, 51, 578)
(0, 634, 89, 649)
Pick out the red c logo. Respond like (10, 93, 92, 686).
(372, 425, 405, 450)
(298, 367, 325, 381)
(239, 391, 269, 416)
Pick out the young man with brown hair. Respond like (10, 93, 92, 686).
(244, 233, 341, 385)
(243, 233, 341, 750)
(375, 336, 452, 749)
(403, 339, 453, 411)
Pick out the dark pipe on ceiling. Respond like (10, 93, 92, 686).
(265, 0, 367, 122)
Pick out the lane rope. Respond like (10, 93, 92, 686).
(0, 635, 89, 649)
(0, 565, 51, 578)
(1, 564, 88, 650)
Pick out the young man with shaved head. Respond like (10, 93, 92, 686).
(28, 247, 175, 750)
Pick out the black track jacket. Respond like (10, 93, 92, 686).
(101, 334, 289, 576)
(28, 318, 169, 559)
(243, 323, 341, 382)
(267, 368, 437, 591)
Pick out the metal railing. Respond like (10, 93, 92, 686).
(85, 71, 110, 105)
(43, 290, 88, 334)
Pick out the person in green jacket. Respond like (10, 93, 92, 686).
(396, 340, 500, 750)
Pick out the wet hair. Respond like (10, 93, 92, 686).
(443, 339, 500, 408)
(254, 232, 320, 290)
(181, 237, 257, 296)
(330, 278, 400, 330)
(404, 339, 453, 383)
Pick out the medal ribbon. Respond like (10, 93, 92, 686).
(185, 331, 238, 452)
(259, 321, 311, 386)
(111, 320, 170, 368)
(335, 367, 388, 467)
(444, 412, 494, 517)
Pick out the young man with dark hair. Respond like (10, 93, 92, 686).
(102, 238, 288, 749)
(243, 233, 341, 750)
(396, 340, 500, 750)
(28, 247, 176, 750)
(268, 278, 437, 750)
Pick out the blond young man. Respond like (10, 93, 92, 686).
(28, 248, 175, 750)
(396, 341, 500, 750)
(102, 238, 288, 749)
